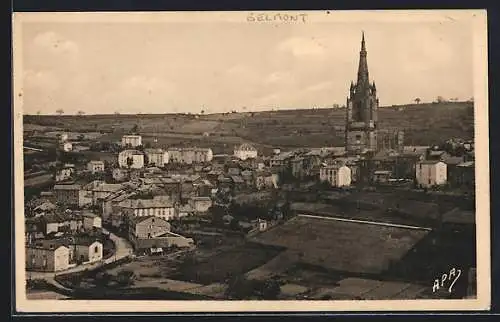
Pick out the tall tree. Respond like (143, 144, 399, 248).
(55, 109, 64, 116)
(414, 98, 421, 104)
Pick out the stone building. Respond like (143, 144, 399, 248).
(345, 32, 379, 155)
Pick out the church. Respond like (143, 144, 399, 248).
(345, 32, 379, 155)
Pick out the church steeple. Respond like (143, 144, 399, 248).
(357, 31, 369, 91)
(345, 31, 379, 155)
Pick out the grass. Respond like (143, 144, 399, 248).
(23, 102, 474, 150)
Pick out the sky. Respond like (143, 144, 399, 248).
(17, 13, 474, 115)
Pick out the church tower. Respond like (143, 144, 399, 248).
(345, 32, 379, 154)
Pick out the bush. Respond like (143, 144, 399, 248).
(115, 269, 136, 287)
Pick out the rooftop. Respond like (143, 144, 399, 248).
(118, 195, 174, 209)
(457, 161, 475, 168)
(54, 184, 81, 190)
(417, 160, 445, 165)
(235, 143, 257, 151)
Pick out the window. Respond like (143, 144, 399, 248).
(94, 245, 99, 253)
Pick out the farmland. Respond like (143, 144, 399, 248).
(248, 215, 430, 275)
(23, 102, 474, 154)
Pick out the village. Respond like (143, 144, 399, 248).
(22, 33, 477, 301)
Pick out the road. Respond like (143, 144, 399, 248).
(27, 230, 133, 293)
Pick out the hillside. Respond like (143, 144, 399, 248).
(23, 102, 474, 153)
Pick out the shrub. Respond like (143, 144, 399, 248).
(115, 269, 136, 287)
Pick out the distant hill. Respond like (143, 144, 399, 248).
(23, 101, 474, 153)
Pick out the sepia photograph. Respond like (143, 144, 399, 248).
(13, 10, 490, 312)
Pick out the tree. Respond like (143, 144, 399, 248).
(95, 272, 113, 287)
(229, 217, 240, 230)
(56, 109, 64, 116)
(115, 269, 136, 287)
(414, 98, 421, 104)
(130, 124, 139, 134)
(209, 205, 227, 226)
(261, 279, 281, 300)
(77, 111, 85, 116)
(435, 96, 446, 103)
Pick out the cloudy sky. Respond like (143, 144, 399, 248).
(17, 13, 474, 115)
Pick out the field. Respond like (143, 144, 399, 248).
(23, 102, 474, 152)
(249, 215, 430, 275)
(170, 242, 284, 285)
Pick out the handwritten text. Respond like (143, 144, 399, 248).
(432, 267, 462, 293)
(247, 13, 308, 24)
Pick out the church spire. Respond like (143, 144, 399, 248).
(361, 31, 366, 52)
(357, 31, 369, 90)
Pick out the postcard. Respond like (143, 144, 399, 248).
(13, 10, 490, 313)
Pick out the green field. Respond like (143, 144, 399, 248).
(23, 102, 474, 153)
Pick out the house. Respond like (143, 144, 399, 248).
(118, 149, 145, 169)
(144, 148, 169, 167)
(82, 212, 102, 230)
(443, 156, 467, 184)
(59, 133, 69, 142)
(255, 218, 268, 232)
(61, 142, 73, 152)
(189, 196, 212, 213)
(177, 203, 196, 218)
(127, 216, 193, 253)
(291, 157, 306, 180)
(372, 170, 392, 184)
(83, 181, 125, 206)
(166, 147, 213, 164)
(38, 212, 84, 235)
(234, 143, 258, 160)
(427, 150, 451, 161)
(25, 218, 45, 245)
(55, 166, 74, 182)
(451, 161, 475, 189)
(112, 168, 130, 182)
(117, 195, 176, 221)
(73, 239, 103, 264)
(121, 135, 142, 148)
(26, 245, 70, 272)
(269, 151, 295, 168)
(128, 216, 171, 240)
(416, 160, 447, 188)
(102, 191, 137, 223)
(255, 171, 279, 190)
(394, 152, 425, 180)
(87, 160, 105, 174)
(32, 201, 57, 217)
(319, 164, 351, 187)
(53, 184, 85, 207)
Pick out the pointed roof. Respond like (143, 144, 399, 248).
(356, 31, 370, 92)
